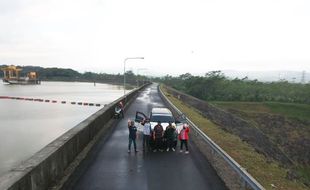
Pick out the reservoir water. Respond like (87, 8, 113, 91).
(0, 81, 125, 176)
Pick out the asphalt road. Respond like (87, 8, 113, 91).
(69, 84, 227, 190)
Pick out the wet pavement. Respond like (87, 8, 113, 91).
(69, 84, 228, 190)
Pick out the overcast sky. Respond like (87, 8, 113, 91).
(0, 0, 309, 76)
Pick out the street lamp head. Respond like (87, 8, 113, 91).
(123, 56, 144, 95)
(124, 57, 144, 62)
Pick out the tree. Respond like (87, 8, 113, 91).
(159, 71, 310, 104)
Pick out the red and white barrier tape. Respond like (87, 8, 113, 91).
(0, 96, 102, 107)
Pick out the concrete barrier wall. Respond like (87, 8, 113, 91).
(158, 85, 264, 190)
(0, 84, 150, 190)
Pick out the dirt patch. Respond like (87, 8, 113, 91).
(250, 113, 310, 165)
(220, 106, 310, 167)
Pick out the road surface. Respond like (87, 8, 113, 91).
(68, 84, 227, 190)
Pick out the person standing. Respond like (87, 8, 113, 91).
(172, 123, 178, 151)
(153, 121, 164, 152)
(165, 122, 176, 152)
(128, 120, 138, 153)
(179, 124, 190, 154)
(142, 119, 152, 152)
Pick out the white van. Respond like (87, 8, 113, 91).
(135, 107, 186, 132)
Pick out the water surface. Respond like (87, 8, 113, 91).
(0, 81, 125, 176)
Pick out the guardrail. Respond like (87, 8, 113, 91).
(158, 85, 265, 190)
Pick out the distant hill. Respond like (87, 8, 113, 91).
(222, 70, 310, 83)
(0, 65, 146, 85)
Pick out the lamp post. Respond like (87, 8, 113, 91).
(124, 57, 144, 95)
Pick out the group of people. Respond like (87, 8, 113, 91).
(127, 119, 190, 154)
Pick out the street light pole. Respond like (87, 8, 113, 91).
(123, 57, 144, 95)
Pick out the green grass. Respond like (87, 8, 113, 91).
(211, 101, 272, 113)
(161, 86, 308, 190)
(297, 166, 310, 186)
(211, 101, 310, 122)
(265, 102, 310, 122)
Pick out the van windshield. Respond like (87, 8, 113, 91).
(150, 115, 174, 123)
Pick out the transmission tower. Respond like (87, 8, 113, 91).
(301, 70, 306, 84)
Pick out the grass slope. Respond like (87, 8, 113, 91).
(211, 101, 310, 186)
(161, 86, 308, 190)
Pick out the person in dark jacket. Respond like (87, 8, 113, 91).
(172, 123, 178, 150)
(153, 121, 164, 152)
(128, 120, 138, 153)
(165, 122, 176, 151)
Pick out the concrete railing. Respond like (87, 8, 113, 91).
(0, 83, 150, 190)
(158, 85, 265, 190)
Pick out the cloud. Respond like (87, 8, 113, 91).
(0, 0, 309, 75)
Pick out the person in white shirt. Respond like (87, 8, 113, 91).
(142, 119, 152, 152)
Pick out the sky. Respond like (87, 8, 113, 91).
(0, 0, 310, 76)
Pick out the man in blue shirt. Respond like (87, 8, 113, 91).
(128, 120, 138, 153)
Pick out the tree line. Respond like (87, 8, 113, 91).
(0, 65, 149, 86)
(156, 71, 310, 104)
